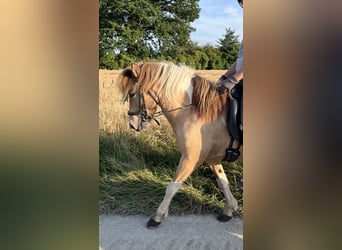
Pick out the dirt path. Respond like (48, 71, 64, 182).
(99, 215, 243, 250)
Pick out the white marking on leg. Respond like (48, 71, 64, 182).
(210, 165, 238, 216)
(154, 181, 182, 222)
(217, 176, 238, 216)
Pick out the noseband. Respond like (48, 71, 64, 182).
(127, 89, 161, 126)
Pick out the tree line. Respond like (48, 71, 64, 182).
(100, 0, 240, 70)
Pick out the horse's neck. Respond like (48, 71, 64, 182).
(159, 90, 192, 126)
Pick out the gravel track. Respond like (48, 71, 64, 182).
(99, 215, 243, 250)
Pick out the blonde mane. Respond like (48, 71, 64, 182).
(116, 61, 228, 123)
(142, 62, 194, 101)
(116, 61, 194, 99)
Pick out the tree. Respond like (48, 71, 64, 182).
(217, 28, 240, 69)
(202, 44, 224, 70)
(194, 50, 209, 69)
(99, 0, 200, 68)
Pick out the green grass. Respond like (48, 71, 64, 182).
(99, 125, 243, 216)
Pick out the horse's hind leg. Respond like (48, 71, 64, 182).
(210, 164, 238, 222)
(147, 155, 198, 229)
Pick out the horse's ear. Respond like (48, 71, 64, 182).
(130, 63, 141, 79)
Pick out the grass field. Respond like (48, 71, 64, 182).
(99, 68, 243, 216)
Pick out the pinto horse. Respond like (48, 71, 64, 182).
(116, 61, 241, 228)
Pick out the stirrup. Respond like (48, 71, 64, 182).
(224, 136, 241, 163)
(225, 147, 240, 162)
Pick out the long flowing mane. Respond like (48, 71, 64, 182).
(116, 61, 194, 100)
(191, 74, 228, 122)
(116, 61, 228, 122)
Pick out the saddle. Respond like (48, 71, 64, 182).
(225, 80, 243, 162)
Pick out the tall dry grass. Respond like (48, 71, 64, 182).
(99, 68, 243, 216)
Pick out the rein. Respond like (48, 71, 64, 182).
(126, 88, 192, 126)
(147, 90, 193, 117)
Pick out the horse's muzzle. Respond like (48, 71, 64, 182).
(129, 116, 150, 131)
(129, 116, 141, 131)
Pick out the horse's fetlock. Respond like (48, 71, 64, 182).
(162, 209, 169, 219)
(153, 214, 163, 223)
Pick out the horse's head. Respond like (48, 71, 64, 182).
(118, 63, 160, 131)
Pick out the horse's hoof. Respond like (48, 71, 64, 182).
(146, 218, 161, 229)
(217, 213, 232, 222)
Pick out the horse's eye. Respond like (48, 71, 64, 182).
(128, 93, 136, 98)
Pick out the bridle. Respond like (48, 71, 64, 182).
(126, 87, 192, 127)
(127, 89, 161, 126)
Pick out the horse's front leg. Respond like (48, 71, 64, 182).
(210, 164, 238, 222)
(147, 155, 199, 229)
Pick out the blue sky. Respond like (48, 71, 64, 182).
(190, 0, 243, 46)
